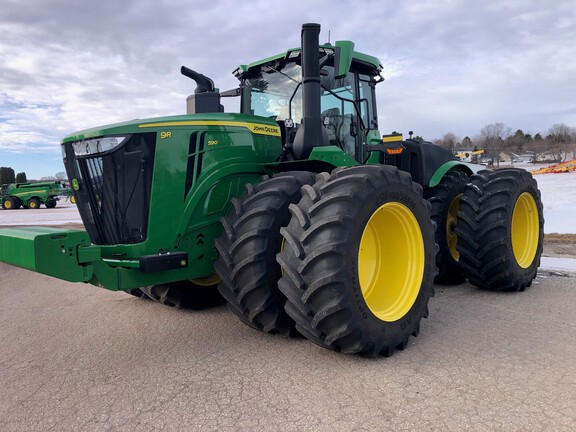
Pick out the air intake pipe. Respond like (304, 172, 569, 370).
(291, 23, 330, 159)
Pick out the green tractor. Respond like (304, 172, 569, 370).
(0, 24, 543, 357)
(1, 180, 66, 209)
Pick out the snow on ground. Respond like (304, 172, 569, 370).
(0, 165, 575, 271)
(540, 256, 576, 273)
(532, 170, 576, 235)
(0, 200, 81, 226)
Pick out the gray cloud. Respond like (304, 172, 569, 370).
(1, 0, 575, 173)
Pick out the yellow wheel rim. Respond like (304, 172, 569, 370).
(190, 274, 221, 287)
(4, 200, 12, 209)
(71, 196, 76, 204)
(358, 202, 425, 322)
(511, 192, 539, 269)
(29, 201, 37, 208)
(446, 194, 462, 261)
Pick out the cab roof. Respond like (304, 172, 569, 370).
(233, 41, 383, 80)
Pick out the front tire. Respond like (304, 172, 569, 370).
(214, 171, 317, 336)
(3, 197, 21, 209)
(45, 198, 57, 208)
(3, 198, 15, 209)
(456, 169, 544, 291)
(139, 278, 224, 309)
(277, 165, 437, 357)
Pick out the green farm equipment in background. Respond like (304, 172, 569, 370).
(1, 180, 67, 209)
(0, 24, 544, 357)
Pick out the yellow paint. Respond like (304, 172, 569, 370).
(511, 192, 539, 268)
(358, 202, 425, 322)
(446, 194, 462, 261)
(382, 134, 403, 143)
(139, 121, 281, 137)
(190, 274, 221, 286)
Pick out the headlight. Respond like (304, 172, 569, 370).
(72, 136, 128, 156)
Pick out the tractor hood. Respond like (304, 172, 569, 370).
(61, 113, 280, 143)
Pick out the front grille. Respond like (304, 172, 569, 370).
(64, 133, 156, 245)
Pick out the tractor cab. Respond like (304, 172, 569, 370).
(233, 42, 384, 162)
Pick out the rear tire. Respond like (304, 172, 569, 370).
(277, 165, 437, 357)
(424, 170, 468, 285)
(45, 198, 57, 208)
(214, 171, 317, 336)
(456, 169, 544, 291)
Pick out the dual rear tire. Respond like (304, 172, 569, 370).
(425, 168, 543, 291)
(456, 169, 543, 291)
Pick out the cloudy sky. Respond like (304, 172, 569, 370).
(1, 0, 575, 179)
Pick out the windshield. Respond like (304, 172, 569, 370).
(241, 58, 377, 159)
(244, 63, 303, 122)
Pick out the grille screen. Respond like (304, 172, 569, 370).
(64, 133, 156, 245)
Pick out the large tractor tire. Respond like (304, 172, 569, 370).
(456, 168, 544, 292)
(3, 197, 14, 209)
(424, 170, 469, 285)
(45, 198, 57, 208)
(139, 276, 224, 309)
(28, 198, 41, 209)
(3, 197, 20, 209)
(277, 165, 437, 357)
(214, 171, 317, 336)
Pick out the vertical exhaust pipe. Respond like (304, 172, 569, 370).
(292, 23, 329, 159)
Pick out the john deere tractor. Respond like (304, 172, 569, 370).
(0, 24, 543, 357)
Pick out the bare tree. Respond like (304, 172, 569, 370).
(479, 122, 512, 167)
(462, 136, 473, 148)
(55, 171, 67, 180)
(546, 123, 576, 162)
(433, 132, 459, 152)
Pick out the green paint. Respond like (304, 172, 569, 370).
(0, 227, 93, 282)
(1, 181, 65, 209)
(0, 29, 473, 295)
(429, 161, 473, 187)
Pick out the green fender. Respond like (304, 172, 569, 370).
(429, 161, 475, 188)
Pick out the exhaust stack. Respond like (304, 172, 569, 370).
(291, 23, 329, 159)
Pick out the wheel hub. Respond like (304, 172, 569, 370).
(511, 192, 539, 268)
(358, 202, 425, 322)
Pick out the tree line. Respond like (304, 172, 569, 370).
(2, 122, 575, 184)
(0, 167, 68, 185)
(0, 167, 27, 185)
(432, 122, 576, 165)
